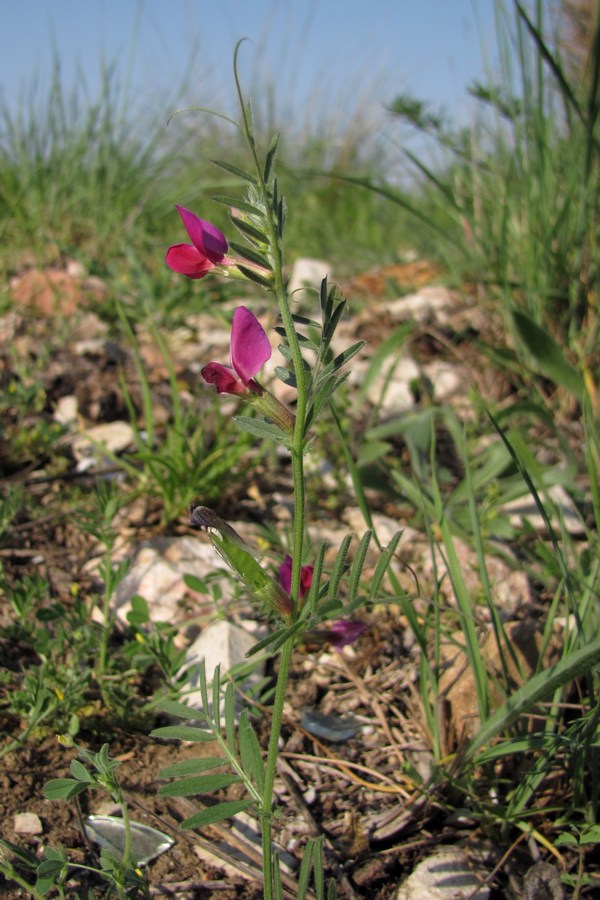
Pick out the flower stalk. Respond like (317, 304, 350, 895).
(230, 47, 309, 899)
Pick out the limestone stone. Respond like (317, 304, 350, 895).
(111, 536, 223, 625)
(13, 812, 43, 835)
(288, 258, 332, 301)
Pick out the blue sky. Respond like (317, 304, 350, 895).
(1, 0, 498, 133)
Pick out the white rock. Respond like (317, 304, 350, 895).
(111, 537, 223, 625)
(502, 484, 583, 536)
(387, 285, 453, 324)
(424, 361, 462, 401)
(71, 421, 134, 465)
(343, 509, 405, 547)
(54, 394, 78, 426)
(68, 312, 109, 342)
(13, 812, 43, 835)
(66, 258, 86, 278)
(363, 355, 420, 414)
(288, 258, 332, 301)
(181, 619, 264, 716)
(417, 536, 531, 615)
(396, 847, 491, 899)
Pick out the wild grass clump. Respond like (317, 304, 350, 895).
(368, 0, 600, 366)
(0, 63, 176, 272)
(0, 53, 417, 299)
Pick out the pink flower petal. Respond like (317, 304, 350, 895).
(328, 620, 366, 649)
(300, 565, 314, 598)
(166, 244, 215, 279)
(176, 206, 228, 263)
(279, 555, 314, 599)
(201, 362, 245, 394)
(279, 555, 293, 595)
(230, 306, 272, 384)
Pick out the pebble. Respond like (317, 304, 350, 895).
(13, 812, 43, 835)
(71, 421, 135, 468)
(396, 847, 491, 899)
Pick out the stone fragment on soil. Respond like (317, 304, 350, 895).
(68, 312, 109, 342)
(359, 354, 421, 414)
(343, 509, 409, 548)
(13, 812, 43, 835)
(439, 619, 544, 746)
(395, 847, 491, 899)
(9, 267, 106, 316)
(54, 394, 79, 427)
(415, 535, 531, 618)
(387, 285, 454, 324)
(181, 619, 264, 716)
(110, 537, 224, 626)
(502, 483, 583, 536)
(288, 258, 331, 301)
(423, 360, 462, 402)
(71, 421, 135, 469)
(522, 862, 564, 899)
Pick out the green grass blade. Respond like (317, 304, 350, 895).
(155, 701, 207, 721)
(466, 635, 600, 763)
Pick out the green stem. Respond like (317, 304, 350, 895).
(233, 48, 310, 896)
(260, 635, 295, 900)
(119, 796, 133, 895)
(0, 866, 44, 899)
(97, 547, 113, 706)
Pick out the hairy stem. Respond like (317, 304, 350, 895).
(260, 635, 294, 900)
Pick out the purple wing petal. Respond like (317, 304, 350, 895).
(176, 206, 228, 263)
(230, 306, 272, 383)
(328, 620, 367, 649)
(278, 555, 293, 594)
(201, 362, 244, 394)
(166, 244, 214, 278)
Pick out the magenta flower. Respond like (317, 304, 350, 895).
(201, 306, 272, 396)
(279, 555, 366, 648)
(279, 554, 314, 599)
(166, 206, 232, 279)
(326, 620, 367, 649)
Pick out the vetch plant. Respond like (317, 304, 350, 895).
(151, 43, 399, 899)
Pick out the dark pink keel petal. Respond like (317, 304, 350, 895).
(166, 243, 215, 278)
(279, 555, 314, 599)
(300, 565, 314, 597)
(230, 306, 272, 384)
(201, 362, 246, 394)
(176, 205, 228, 263)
